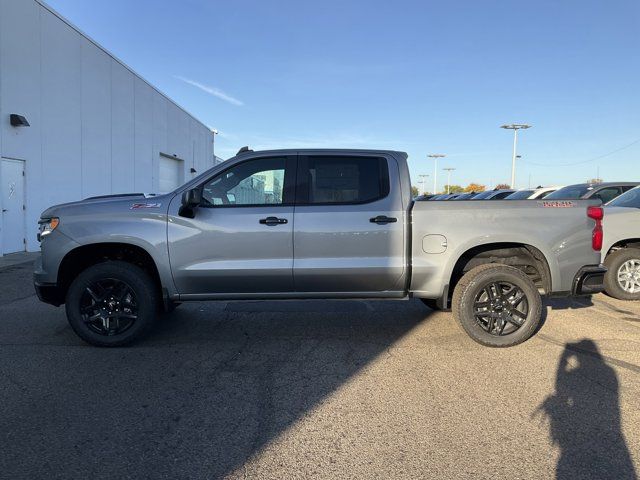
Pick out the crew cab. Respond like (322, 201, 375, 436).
(35, 149, 606, 348)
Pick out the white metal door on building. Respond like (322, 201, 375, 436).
(1, 159, 26, 254)
(159, 155, 184, 193)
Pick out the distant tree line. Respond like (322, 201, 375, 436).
(413, 182, 495, 195)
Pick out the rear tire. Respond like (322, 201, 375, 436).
(65, 261, 159, 347)
(452, 264, 542, 347)
(604, 248, 640, 301)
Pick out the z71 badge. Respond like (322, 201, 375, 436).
(130, 202, 162, 210)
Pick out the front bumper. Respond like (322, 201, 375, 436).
(34, 280, 64, 306)
(33, 229, 81, 306)
(572, 265, 607, 295)
(34, 252, 64, 306)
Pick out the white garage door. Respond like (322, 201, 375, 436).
(159, 156, 184, 193)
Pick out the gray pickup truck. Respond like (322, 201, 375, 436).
(34, 148, 606, 348)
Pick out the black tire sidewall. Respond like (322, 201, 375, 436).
(455, 265, 542, 347)
(604, 248, 640, 301)
(65, 261, 158, 347)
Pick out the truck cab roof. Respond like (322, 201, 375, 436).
(233, 148, 409, 160)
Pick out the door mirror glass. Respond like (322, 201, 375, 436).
(182, 188, 202, 207)
(179, 188, 202, 218)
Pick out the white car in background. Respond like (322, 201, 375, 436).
(505, 186, 563, 200)
(602, 186, 640, 300)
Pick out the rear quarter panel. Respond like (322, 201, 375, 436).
(602, 207, 640, 258)
(410, 199, 602, 297)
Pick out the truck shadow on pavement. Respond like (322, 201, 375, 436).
(536, 339, 637, 480)
(1, 299, 433, 479)
(544, 296, 594, 311)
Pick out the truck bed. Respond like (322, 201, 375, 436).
(409, 199, 602, 300)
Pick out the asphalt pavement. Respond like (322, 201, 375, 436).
(1, 259, 639, 479)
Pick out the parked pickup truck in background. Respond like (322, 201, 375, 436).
(35, 149, 606, 348)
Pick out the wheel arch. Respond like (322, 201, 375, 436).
(448, 242, 553, 297)
(57, 242, 165, 303)
(606, 238, 640, 256)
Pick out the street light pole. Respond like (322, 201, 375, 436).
(443, 168, 456, 194)
(418, 174, 429, 194)
(500, 124, 531, 189)
(428, 154, 446, 193)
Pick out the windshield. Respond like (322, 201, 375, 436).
(545, 185, 592, 199)
(505, 190, 534, 199)
(608, 187, 640, 208)
(453, 193, 475, 200)
(471, 191, 493, 199)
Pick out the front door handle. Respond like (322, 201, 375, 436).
(370, 215, 397, 224)
(259, 216, 288, 226)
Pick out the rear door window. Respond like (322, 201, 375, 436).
(298, 156, 389, 205)
(593, 187, 621, 204)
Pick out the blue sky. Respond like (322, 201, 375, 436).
(47, 0, 640, 191)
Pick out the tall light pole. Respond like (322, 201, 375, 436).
(443, 168, 456, 194)
(418, 174, 429, 194)
(428, 154, 446, 193)
(500, 124, 531, 189)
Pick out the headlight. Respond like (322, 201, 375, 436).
(38, 217, 59, 240)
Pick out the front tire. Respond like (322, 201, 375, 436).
(65, 261, 159, 347)
(604, 248, 640, 300)
(452, 264, 543, 347)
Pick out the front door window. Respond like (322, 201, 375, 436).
(201, 157, 287, 207)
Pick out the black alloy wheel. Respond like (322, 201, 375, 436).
(472, 281, 529, 336)
(452, 264, 543, 347)
(66, 261, 159, 347)
(80, 278, 138, 336)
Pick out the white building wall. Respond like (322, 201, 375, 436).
(0, 0, 215, 254)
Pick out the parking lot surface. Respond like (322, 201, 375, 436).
(1, 260, 639, 479)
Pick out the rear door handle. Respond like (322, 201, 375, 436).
(259, 216, 288, 226)
(370, 215, 397, 224)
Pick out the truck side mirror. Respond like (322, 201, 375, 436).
(179, 188, 202, 218)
